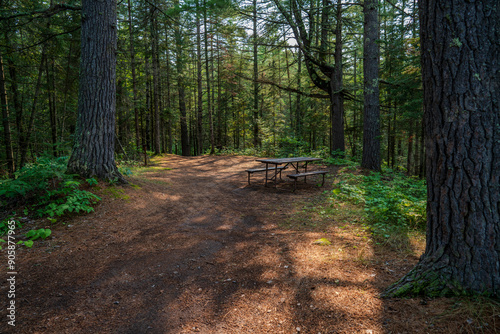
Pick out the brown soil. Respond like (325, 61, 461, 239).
(2, 155, 498, 333)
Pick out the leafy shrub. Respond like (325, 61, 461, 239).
(0, 156, 101, 218)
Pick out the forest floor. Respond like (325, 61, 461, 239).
(4, 155, 499, 333)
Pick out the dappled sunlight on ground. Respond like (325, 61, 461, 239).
(8, 155, 497, 334)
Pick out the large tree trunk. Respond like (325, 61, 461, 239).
(361, 0, 381, 171)
(67, 0, 124, 182)
(384, 0, 499, 297)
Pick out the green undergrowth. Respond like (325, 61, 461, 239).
(0, 156, 101, 248)
(332, 166, 426, 236)
(284, 157, 427, 253)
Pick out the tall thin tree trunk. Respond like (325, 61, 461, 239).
(352, 49, 358, 157)
(330, 1, 345, 154)
(361, 0, 381, 171)
(252, 0, 259, 148)
(60, 39, 74, 147)
(283, 30, 294, 134)
(151, 5, 161, 155)
(296, 49, 302, 138)
(216, 32, 223, 148)
(0, 48, 14, 175)
(406, 120, 414, 175)
(127, 0, 140, 151)
(174, 0, 189, 156)
(19, 44, 47, 168)
(5, 60, 22, 166)
(390, 105, 396, 169)
(165, 32, 173, 154)
(204, 2, 215, 154)
(46, 56, 57, 157)
(196, 0, 203, 155)
(145, 54, 152, 150)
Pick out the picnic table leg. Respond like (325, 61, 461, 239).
(274, 164, 278, 187)
(265, 163, 268, 187)
(304, 162, 308, 183)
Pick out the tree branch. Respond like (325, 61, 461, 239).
(235, 72, 329, 99)
(0, 3, 81, 21)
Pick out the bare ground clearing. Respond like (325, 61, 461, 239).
(2, 155, 496, 333)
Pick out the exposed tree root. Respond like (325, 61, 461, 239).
(382, 262, 467, 298)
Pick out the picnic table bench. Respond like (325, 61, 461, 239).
(246, 166, 287, 185)
(287, 170, 328, 191)
(247, 157, 328, 190)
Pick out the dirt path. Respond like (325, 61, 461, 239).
(3, 155, 471, 333)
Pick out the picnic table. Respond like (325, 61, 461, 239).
(250, 157, 326, 189)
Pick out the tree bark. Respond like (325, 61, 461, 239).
(361, 0, 381, 171)
(196, 0, 203, 155)
(296, 49, 302, 138)
(216, 30, 223, 148)
(127, 0, 140, 151)
(3, 30, 22, 167)
(0, 48, 14, 175)
(174, 0, 190, 156)
(150, 4, 161, 155)
(330, 1, 345, 154)
(67, 0, 124, 182)
(204, 2, 215, 154)
(145, 54, 152, 150)
(352, 50, 358, 158)
(406, 119, 414, 175)
(164, 29, 173, 154)
(19, 44, 46, 168)
(252, 0, 259, 149)
(384, 0, 499, 297)
(46, 56, 57, 157)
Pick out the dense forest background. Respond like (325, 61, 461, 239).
(0, 0, 423, 176)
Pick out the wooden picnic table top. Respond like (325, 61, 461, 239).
(255, 157, 323, 164)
